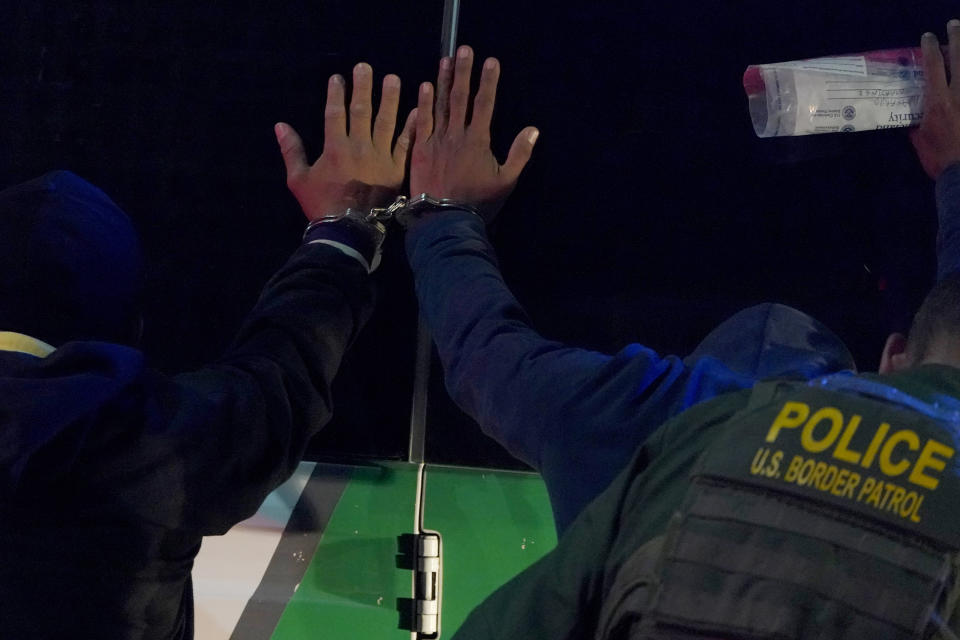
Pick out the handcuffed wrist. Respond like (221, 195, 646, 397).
(303, 212, 385, 272)
(394, 193, 484, 229)
(299, 195, 484, 271)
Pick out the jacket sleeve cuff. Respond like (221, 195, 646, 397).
(303, 218, 382, 272)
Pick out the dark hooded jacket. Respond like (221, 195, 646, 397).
(0, 173, 375, 638)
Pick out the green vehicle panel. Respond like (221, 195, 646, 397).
(193, 461, 557, 639)
(420, 465, 557, 636)
(272, 463, 420, 639)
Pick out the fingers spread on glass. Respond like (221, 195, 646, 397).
(417, 82, 435, 142)
(503, 126, 540, 183)
(407, 46, 539, 222)
(922, 32, 948, 99)
(448, 45, 474, 130)
(324, 74, 348, 142)
(278, 63, 414, 220)
(949, 19, 960, 97)
(470, 58, 501, 139)
(394, 108, 417, 166)
(275, 123, 309, 187)
(349, 62, 374, 139)
(373, 74, 401, 150)
(434, 57, 454, 135)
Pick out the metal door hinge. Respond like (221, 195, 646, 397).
(397, 531, 443, 638)
(415, 532, 441, 637)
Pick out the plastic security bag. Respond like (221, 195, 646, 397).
(743, 48, 934, 137)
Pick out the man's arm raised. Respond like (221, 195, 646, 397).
(403, 47, 712, 532)
(911, 23, 960, 281)
(148, 63, 415, 534)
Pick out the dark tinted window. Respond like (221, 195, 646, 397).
(3, 1, 956, 469)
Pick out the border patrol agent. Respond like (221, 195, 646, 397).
(401, 25, 960, 640)
(446, 363, 960, 639)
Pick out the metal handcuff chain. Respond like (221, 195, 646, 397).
(304, 194, 482, 237)
(371, 193, 482, 226)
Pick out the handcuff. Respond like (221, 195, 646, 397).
(387, 193, 483, 228)
(303, 193, 482, 239)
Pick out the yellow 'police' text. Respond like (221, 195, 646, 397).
(764, 401, 955, 490)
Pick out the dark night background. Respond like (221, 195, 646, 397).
(0, 2, 954, 469)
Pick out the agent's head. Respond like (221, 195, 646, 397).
(0, 171, 143, 347)
(881, 273, 960, 373)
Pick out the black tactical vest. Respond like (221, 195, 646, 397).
(596, 376, 960, 640)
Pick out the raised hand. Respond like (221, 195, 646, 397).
(911, 21, 960, 180)
(275, 62, 416, 221)
(409, 45, 539, 223)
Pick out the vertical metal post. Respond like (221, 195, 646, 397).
(407, 317, 431, 464)
(440, 0, 460, 58)
(408, 0, 462, 465)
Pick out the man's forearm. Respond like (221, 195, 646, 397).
(935, 162, 960, 280)
(405, 211, 557, 466)
(223, 240, 373, 380)
(171, 239, 374, 533)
